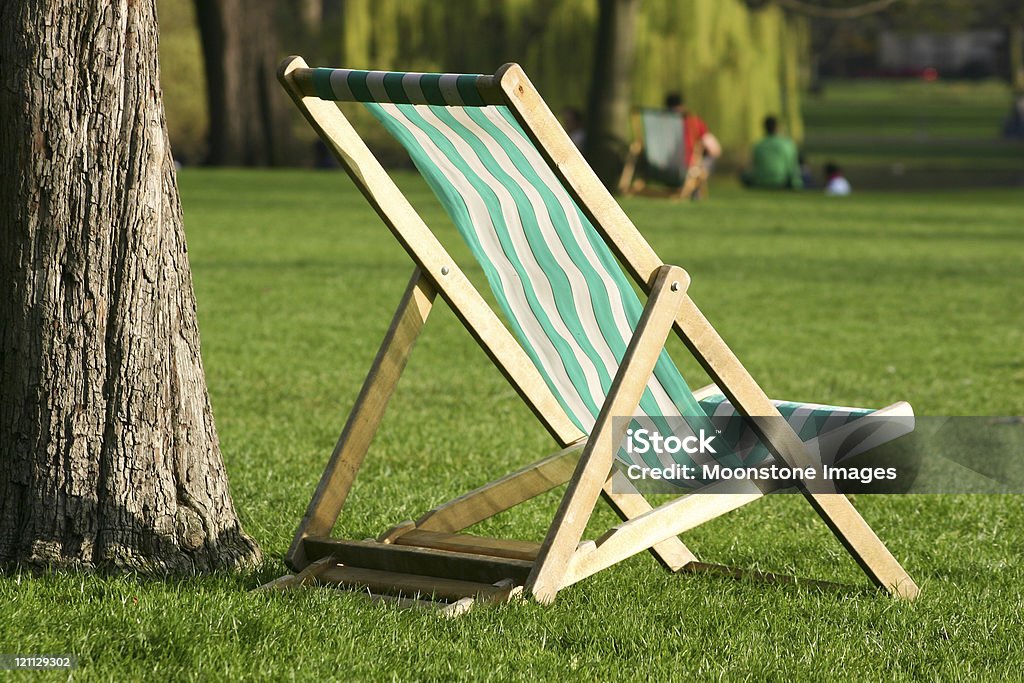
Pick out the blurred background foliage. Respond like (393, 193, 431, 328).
(159, 1, 207, 165)
(157, 0, 807, 168)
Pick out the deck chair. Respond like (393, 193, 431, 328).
(618, 108, 707, 200)
(270, 57, 919, 610)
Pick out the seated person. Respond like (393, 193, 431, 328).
(741, 116, 803, 189)
(665, 93, 721, 196)
(823, 162, 851, 196)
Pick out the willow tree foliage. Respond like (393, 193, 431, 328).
(158, 0, 807, 164)
(331, 0, 807, 158)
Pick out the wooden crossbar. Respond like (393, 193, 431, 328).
(394, 530, 541, 562)
(285, 269, 434, 569)
(314, 564, 514, 603)
(414, 441, 584, 533)
(302, 537, 533, 585)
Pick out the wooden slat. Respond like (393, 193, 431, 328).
(366, 593, 454, 611)
(302, 537, 533, 584)
(616, 110, 644, 195)
(527, 266, 689, 603)
(442, 579, 523, 616)
(377, 520, 417, 544)
(315, 564, 511, 602)
(286, 67, 505, 105)
(284, 269, 435, 570)
(367, 579, 523, 616)
(278, 56, 584, 450)
(601, 470, 698, 570)
(567, 484, 768, 588)
(414, 442, 698, 569)
(394, 529, 540, 562)
(414, 440, 584, 533)
(672, 295, 920, 599)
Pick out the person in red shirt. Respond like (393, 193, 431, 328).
(665, 93, 721, 198)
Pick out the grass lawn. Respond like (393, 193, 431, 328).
(802, 79, 1024, 189)
(2, 169, 1023, 681)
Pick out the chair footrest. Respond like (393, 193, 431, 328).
(302, 536, 533, 585)
(313, 563, 519, 603)
(392, 529, 541, 562)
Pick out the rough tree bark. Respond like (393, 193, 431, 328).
(584, 0, 638, 190)
(194, 0, 294, 166)
(0, 0, 262, 572)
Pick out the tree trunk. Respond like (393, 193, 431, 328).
(0, 0, 262, 572)
(194, 0, 294, 166)
(1011, 23, 1024, 92)
(321, 0, 345, 65)
(585, 0, 637, 190)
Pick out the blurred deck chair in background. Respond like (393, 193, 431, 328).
(618, 108, 708, 200)
(267, 57, 919, 613)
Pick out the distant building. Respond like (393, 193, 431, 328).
(879, 31, 1003, 76)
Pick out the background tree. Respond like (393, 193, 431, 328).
(160, 0, 806, 169)
(0, 0, 262, 571)
(194, 0, 295, 165)
(585, 0, 638, 188)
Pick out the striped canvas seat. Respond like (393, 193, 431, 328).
(309, 67, 886, 484)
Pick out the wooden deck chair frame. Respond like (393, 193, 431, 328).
(270, 56, 918, 608)
(618, 109, 708, 200)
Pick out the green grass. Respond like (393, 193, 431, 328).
(802, 79, 1024, 188)
(2, 169, 1023, 681)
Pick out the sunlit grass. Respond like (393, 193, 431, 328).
(2, 169, 1022, 681)
(802, 79, 1024, 188)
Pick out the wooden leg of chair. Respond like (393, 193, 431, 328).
(672, 296, 919, 599)
(678, 178, 696, 201)
(618, 141, 642, 196)
(286, 269, 436, 571)
(527, 266, 689, 603)
(601, 471, 697, 570)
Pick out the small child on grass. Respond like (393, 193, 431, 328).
(824, 162, 851, 196)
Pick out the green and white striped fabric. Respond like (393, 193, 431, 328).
(365, 100, 725, 471)
(698, 393, 879, 466)
(313, 69, 895, 485)
(310, 67, 494, 106)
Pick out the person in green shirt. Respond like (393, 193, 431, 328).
(742, 116, 803, 189)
